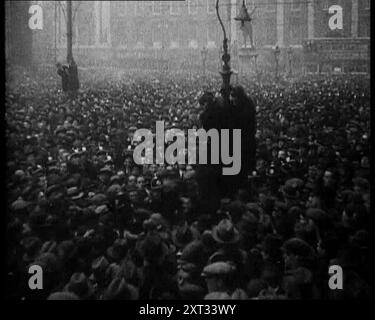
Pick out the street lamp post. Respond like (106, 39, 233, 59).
(287, 46, 293, 77)
(67, 1, 73, 63)
(274, 45, 280, 81)
(54, 1, 57, 63)
(216, 0, 232, 106)
(66, 1, 79, 92)
(216, 0, 257, 97)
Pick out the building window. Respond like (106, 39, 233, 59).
(153, 1, 162, 15)
(207, 0, 215, 14)
(170, 1, 180, 15)
(363, 0, 370, 10)
(188, 0, 198, 15)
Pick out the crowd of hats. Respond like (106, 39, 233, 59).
(5, 67, 372, 299)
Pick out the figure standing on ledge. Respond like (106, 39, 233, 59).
(198, 86, 257, 200)
(240, 7, 256, 49)
(56, 62, 70, 92)
(56, 60, 79, 94)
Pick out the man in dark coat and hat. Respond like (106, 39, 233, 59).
(219, 85, 256, 196)
(56, 63, 70, 92)
(197, 86, 256, 203)
(196, 92, 223, 215)
(229, 86, 256, 183)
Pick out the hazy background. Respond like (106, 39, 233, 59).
(5, 0, 371, 84)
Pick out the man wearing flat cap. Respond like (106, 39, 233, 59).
(201, 261, 247, 299)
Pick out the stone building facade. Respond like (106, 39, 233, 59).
(12, 1, 371, 74)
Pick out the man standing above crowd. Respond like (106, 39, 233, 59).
(224, 85, 257, 192)
(56, 61, 79, 93)
(198, 86, 256, 199)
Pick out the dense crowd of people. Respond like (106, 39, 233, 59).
(6, 65, 372, 299)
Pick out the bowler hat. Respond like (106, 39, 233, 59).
(201, 261, 236, 278)
(177, 240, 207, 267)
(14, 169, 26, 178)
(212, 219, 240, 244)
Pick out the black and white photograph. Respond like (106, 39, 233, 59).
(4, 0, 373, 303)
